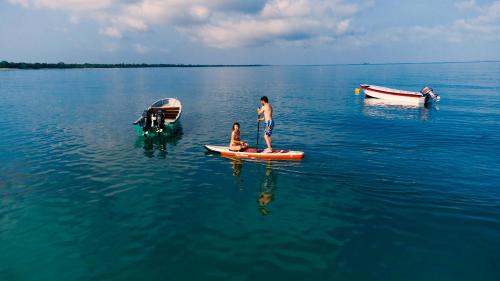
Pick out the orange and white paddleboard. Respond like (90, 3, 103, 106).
(204, 145, 304, 160)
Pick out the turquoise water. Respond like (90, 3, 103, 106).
(1, 63, 499, 281)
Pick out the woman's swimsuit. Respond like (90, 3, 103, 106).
(230, 130, 245, 151)
(231, 130, 241, 146)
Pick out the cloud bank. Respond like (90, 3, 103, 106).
(7, 0, 362, 48)
(7, 0, 500, 58)
(370, 0, 500, 45)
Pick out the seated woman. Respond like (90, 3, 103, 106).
(229, 122, 249, 151)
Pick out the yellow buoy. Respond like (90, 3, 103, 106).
(355, 88, 361, 95)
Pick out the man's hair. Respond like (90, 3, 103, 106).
(232, 122, 240, 130)
(260, 96, 269, 103)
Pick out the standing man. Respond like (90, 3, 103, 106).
(257, 96, 274, 153)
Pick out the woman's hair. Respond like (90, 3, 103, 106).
(232, 122, 240, 130)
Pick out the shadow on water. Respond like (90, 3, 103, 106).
(228, 158, 279, 216)
(363, 98, 439, 121)
(134, 124, 183, 158)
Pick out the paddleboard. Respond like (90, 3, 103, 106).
(204, 145, 304, 160)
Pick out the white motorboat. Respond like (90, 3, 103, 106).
(133, 98, 182, 136)
(360, 84, 440, 106)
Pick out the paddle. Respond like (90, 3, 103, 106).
(256, 119, 260, 148)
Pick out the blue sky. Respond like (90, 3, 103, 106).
(1, 0, 499, 64)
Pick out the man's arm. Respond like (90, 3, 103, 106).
(257, 106, 264, 115)
(257, 107, 265, 121)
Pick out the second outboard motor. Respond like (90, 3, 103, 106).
(155, 110, 166, 133)
(142, 110, 152, 135)
(420, 86, 440, 103)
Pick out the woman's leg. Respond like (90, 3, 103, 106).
(229, 145, 241, 151)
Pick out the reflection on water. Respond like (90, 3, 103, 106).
(258, 162, 277, 216)
(363, 98, 438, 120)
(229, 159, 278, 215)
(230, 159, 244, 189)
(231, 159, 243, 177)
(134, 124, 183, 158)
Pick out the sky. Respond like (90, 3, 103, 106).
(1, 0, 500, 64)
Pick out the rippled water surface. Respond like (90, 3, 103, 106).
(1, 63, 500, 281)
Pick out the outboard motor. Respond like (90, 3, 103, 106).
(134, 110, 148, 126)
(420, 86, 440, 103)
(142, 110, 152, 136)
(155, 110, 166, 133)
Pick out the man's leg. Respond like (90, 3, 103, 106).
(263, 120, 273, 152)
(264, 135, 272, 151)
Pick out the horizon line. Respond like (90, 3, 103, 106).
(1, 60, 499, 69)
(283, 60, 500, 66)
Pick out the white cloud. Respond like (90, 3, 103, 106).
(103, 42, 118, 52)
(8, 0, 29, 8)
(69, 15, 80, 24)
(454, 0, 478, 11)
(16, 0, 500, 51)
(361, 0, 500, 47)
(9, 0, 115, 11)
(455, 0, 500, 39)
(189, 5, 210, 21)
(99, 26, 122, 38)
(183, 0, 360, 48)
(159, 47, 169, 53)
(115, 16, 148, 31)
(134, 43, 149, 54)
(7, 0, 364, 48)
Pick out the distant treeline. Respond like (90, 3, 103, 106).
(0, 61, 265, 69)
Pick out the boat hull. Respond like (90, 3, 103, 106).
(134, 121, 181, 137)
(204, 145, 304, 160)
(361, 84, 427, 106)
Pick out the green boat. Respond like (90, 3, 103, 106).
(133, 98, 182, 137)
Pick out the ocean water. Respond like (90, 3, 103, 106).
(1, 63, 499, 281)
